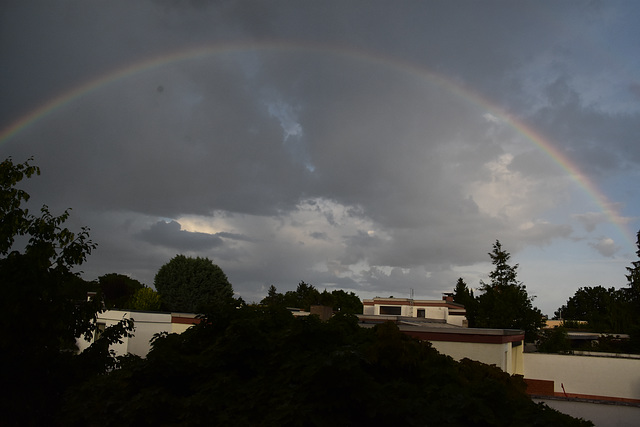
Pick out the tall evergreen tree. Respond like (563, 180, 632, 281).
(624, 230, 640, 350)
(452, 277, 476, 326)
(626, 231, 640, 296)
(475, 241, 544, 342)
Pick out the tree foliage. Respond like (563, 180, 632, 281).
(474, 241, 544, 342)
(60, 306, 591, 426)
(537, 326, 572, 354)
(554, 230, 640, 352)
(261, 281, 363, 314)
(626, 230, 640, 290)
(0, 157, 134, 424)
(129, 286, 162, 311)
(453, 277, 477, 326)
(154, 254, 234, 313)
(555, 286, 619, 331)
(97, 273, 145, 309)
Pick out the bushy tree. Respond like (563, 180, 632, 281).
(154, 254, 234, 313)
(555, 285, 618, 332)
(0, 157, 133, 424)
(60, 306, 591, 426)
(537, 326, 572, 354)
(97, 272, 145, 309)
(555, 230, 640, 351)
(475, 241, 544, 342)
(281, 280, 320, 309)
(329, 289, 364, 314)
(129, 286, 162, 311)
(261, 284, 285, 307)
(261, 282, 363, 314)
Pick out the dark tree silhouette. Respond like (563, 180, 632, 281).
(475, 241, 544, 341)
(154, 254, 234, 312)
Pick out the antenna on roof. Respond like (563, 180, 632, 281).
(410, 288, 414, 316)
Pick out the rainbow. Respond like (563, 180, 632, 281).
(0, 41, 634, 247)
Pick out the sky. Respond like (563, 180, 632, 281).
(1, 0, 639, 316)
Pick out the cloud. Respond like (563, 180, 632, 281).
(573, 212, 608, 232)
(589, 237, 620, 258)
(2, 0, 639, 314)
(138, 220, 224, 251)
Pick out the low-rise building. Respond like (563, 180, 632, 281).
(76, 310, 200, 357)
(362, 295, 467, 327)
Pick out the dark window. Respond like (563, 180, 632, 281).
(417, 309, 425, 318)
(380, 306, 402, 315)
(94, 322, 106, 341)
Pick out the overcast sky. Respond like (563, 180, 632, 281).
(2, 1, 639, 315)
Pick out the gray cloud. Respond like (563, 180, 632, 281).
(2, 0, 639, 314)
(589, 237, 620, 258)
(138, 220, 224, 251)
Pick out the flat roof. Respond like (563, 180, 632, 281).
(357, 314, 524, 344)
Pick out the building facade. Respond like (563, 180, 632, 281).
(362, 296, 467, 327)
(76, 310, 200, 357)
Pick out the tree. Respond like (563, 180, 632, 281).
(154, 254, 234, 313)
(555, 286, 617, 332)
(261, 283, 364, 314)
(452, 277, 477, 326)
(537, 326, 572, 354)
(282, 280, 321, 310)
(129, 286, 162, 311)
(261, 284, 285, 307)
(625, 230, 640, 351)
(60, 306, 592, 426)
(0, 157, 133, 424)
(475, 240, 544, 342)
(626, 230, 640, 290)
(551, 232, 640, 352)
(329, 289, 363, 314)
(97, 272, 145, 309)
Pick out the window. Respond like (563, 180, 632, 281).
(417, 309, 425, 318)
(94, 322, 106, 341)
(379, 306, 402, 315)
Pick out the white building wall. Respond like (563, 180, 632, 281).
(424, 306, 446, 320)
(430, 340, 517, 374)
(533, 398, 640, 427)
(76, 310, 176, 357)
(447, 315, 466, 327)
(524, 353, 640, 400)
(126, 312, 173, 356)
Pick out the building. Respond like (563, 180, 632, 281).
(357, 311, 524, 375)
(76, 310, 200, 357)
(362, 295, 467, 327)
(359, 296, 526, 374)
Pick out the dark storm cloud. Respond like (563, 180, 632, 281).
(138, 220, 224, 251)
(530, 77, 640, 176)
(2, 0, 639, 313)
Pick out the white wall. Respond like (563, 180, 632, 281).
(363, 305, 375, 315)
(533, 399, 640, 427)
(76, 310, 178, 357)
(524, 353, 640, 400)
(126, 312, 174, 356)
(431, 340, 524, 375)
(431, 340, 521, 374)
